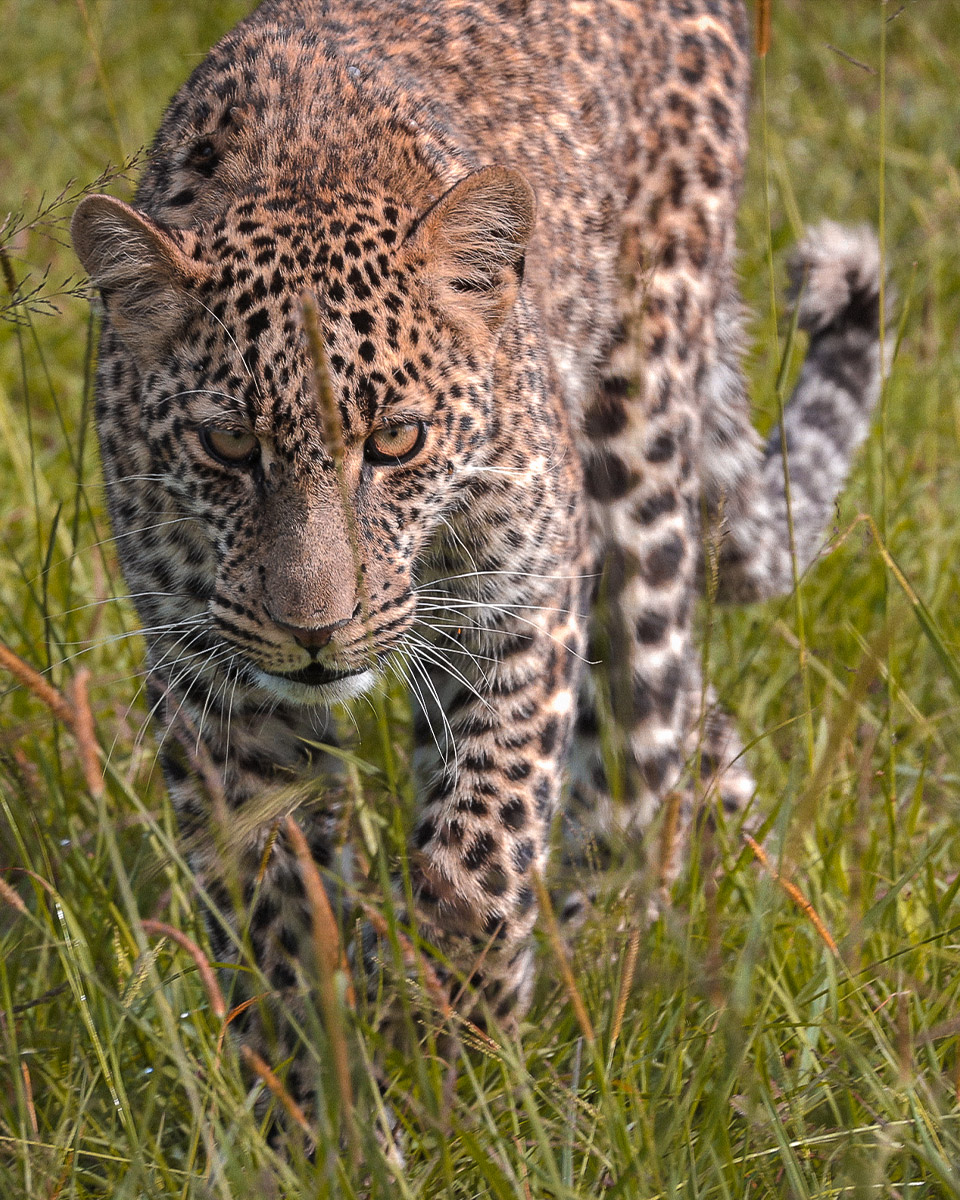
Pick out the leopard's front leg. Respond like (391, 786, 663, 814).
(152, 677, 348, 1106)
(403, 566, 586, 1029)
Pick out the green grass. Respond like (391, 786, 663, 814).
(2, 1, 960, 1195)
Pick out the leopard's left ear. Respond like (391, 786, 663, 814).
(406, 166, 535, 340)
(71, 194, 208, 358)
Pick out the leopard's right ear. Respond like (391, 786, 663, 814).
(405, 166, 535, 344)
(71, 195, 208, 355)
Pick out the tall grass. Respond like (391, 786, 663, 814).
(1, 1, 959, 1195)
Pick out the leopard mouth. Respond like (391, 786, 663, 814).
(249, 658, 376, 707)
(271, 662, 367, 687)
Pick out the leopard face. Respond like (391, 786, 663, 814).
(73, 167, 535, 707)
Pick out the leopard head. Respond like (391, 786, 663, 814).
(72, 166, 535, 705)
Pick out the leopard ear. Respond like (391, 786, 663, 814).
(71, 195, 207, 355)
(407, 166, 535, 339)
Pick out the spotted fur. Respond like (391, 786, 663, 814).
(71, 0, 890, 1107)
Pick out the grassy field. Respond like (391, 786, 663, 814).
(2, 1, 960, 1196)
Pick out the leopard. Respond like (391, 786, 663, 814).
(71, 0, 891, 1111)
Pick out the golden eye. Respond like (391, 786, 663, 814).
(200, 426, 260, 466)
(364, 421, 426, 465)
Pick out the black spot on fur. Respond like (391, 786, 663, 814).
(646, 432, 675, 463)
(245, 308, 270, 340)
(457, 794, 488, 816)
(349, 309, 375, 335)
(641, 750, 676, 792)
(413, 820, 436, 850)
(483, 911, 507, 939)
(585, 450, 637, 501)
(512, 839, 535, 873)
(583, 388, 629, 439)
(678, 34, 706, 85)
(463, 831, 496, 870)
(500, 797, 527, 830)
(539, 718, 558, 755)
(658, 659, 683, 714)
(603, 544, 641, 595)
(505, 760, 531, 782)
(641, 534, 685, 586)
(634, 489, 678, 524)
(480, 865, 508, 897)
(635, 609, 669, 644)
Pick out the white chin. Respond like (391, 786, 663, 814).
(250, 667, 377, 707)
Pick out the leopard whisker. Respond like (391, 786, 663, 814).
(150, 649, 242, 771)
(48, 616, 209, 675)
(131, 637, 237, 759)
(415, 593, 577, 618)
(411, 619, 503, 666)
(416, 565, 596, 588)
(416, 598, 590, 665)
(221, 657, 244, 777)
(24, 516, 199, 589)
(96, 638, 212, 777)
(46, 590, 188, 623)
(434, 515, 485, 606)
(78, 473, 169, 488)
(160, 386, 248, 409)
(401, 631, 494, 714)
(405, 626, 494, 690)
(193, 298, 264, 403)
(401, 653, 457, 775)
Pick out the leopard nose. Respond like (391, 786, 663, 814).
(265, 605, 358, 651)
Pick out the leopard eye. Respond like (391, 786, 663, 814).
(200, 426, 260, 467)
(364, 421, 426, 466)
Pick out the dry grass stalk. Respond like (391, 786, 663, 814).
(282, 816, 355, 1007)
(755, 0, 771, 57)
(530, 869, 595, 1046)
(141, 918, 227, 1021)
(11, 745, 41, 794)
(300, 290, 371, 640)
(68, 668, 104, 799)
(0, 641, 107, 801)
(0, 873, 28, 916)
(216, 993, 271, 1056)
(300, 291, 344, 467)
(240, 1045, 314, 1138)
(0, 640, 75, 727)
(359, 900, 454, 1028)
(45, 1149, 74, 1200)
(657, 787, 683, 895)
(610, 928, 641, 1049)
(20, 1060, 38, 1136)
(511, 1135, 535, 1200)
(282, 815, 358, 1161)
(744, 835, 838, 955)
(449, 926, 499, 1013)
